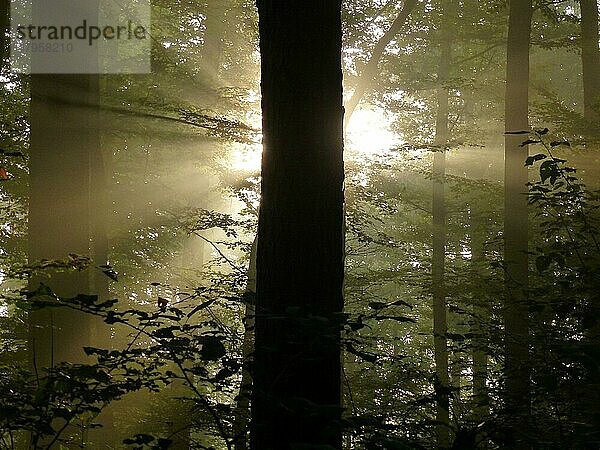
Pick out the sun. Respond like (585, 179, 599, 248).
(345, 107, 401, 155)
(227, 106, 399, 172)
(229, 143, 262, 173)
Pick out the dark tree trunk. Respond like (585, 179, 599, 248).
(504, 0, 533, 447)
(252, 2, 345, 449)
(580, 0, 600, 122)
(0, 0, 8, 68)
(233, 237, 257, 450)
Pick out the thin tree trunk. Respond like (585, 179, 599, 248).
(504, 0, 533, 447)
(344, 0, 418, 127)
(470, 208, 489, 448)
(202, 2, 226, 76)
(580, 0, 600, 122)
(470, 213, 488, 419)
(433, 1, 452, 446)
(252, 1, 345, 448)
(232, 237, 256, 450)
(0, 0, 8, 68)
(433, 89, 450, 450)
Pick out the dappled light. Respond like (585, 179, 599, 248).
(0, 0, 599, 449)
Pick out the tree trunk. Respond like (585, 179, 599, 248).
(232, 237, 256, 450)
(28, 73, 109, 447)
(580, 0, 600, 122)
(433, 1, 452, 446)
(470, 212, 489, 420)
(504, 0, 533, 447)
(29, 74, 102, 365)
(0, 0, 8, 68)
(252, 2, 345, 449)
(344, 0, 418, 128)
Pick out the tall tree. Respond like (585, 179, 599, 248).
(503, 0, 533, 447)
(252, 1, 345, 449)
(470, 210, 489, 422)
(432, 0, 452, 446)
(28, 72, 109, 447)
(0, 0, 8, 68)
(580, 0, 600, 122)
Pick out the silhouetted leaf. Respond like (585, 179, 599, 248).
(187, 298, 216, 317)
(519, 139, 541, 147)
(198, 336, 226, 361)
(525, 153, 546, 166)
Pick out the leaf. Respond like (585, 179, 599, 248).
(102, 268, 118, 281)
(519, 139, 541, 147)
(372, 315, 416, 323)
(198, 336, 226, 361)
(539, 160, 558, 184)
(154, 327, 175, 339)
(525, 154, 547, 166)
(157, 297, 168, 309)
(368, 301, 387, 310)
(535, 127, 549, 135)
(390, 299, 413, 309)
(550, 140, 570, 147)
(73, 293, 99, 306)
(346, 315, 367, 332)
(214, 367, 235, 382)
(187, 298, 216, 317)
(0, 168, 9, 180)
(505, 130, 530, 134)
(345, 342, 377, 363)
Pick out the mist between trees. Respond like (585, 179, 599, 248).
(0, 0, 599, 449)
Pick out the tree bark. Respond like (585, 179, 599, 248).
(470, 212, 489, 421)
(580, 0, 600, 122)
(0, 0, 8, 68)
(232, 237, 256, 450)
(252, 1, 345, 449)
(28, 73, 109, 447)
(504, 0, 533, 447)
(344, 0, 418, 128)
(432, 56, 450, 450)
(432, 1, 452, 446)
